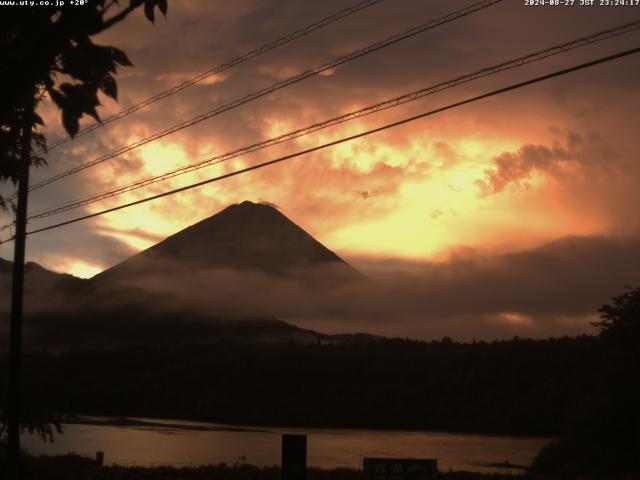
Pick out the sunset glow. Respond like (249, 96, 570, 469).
(1, 0, 638, 339)
(4, 3, 640, 475)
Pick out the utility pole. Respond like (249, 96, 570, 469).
(6, 91, 34, 480)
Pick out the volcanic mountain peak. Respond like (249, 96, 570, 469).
(1, 203, 368, 350)
(93, 201, 363, 282)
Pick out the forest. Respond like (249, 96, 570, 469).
(3, 335, 600, 435)
(1, 285, 639, 477)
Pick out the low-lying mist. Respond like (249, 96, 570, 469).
(2, 234, 639, 343)
(82, 235, 640, 341)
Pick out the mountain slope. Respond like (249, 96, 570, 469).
(1, 202, 368, 350)
(0, 258, 84, 298)
(93, 201, 364, 283)
(0, 258, 334, 350)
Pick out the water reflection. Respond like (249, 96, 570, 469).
(22, 417, 551, 474)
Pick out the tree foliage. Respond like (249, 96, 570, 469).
(593, 285, 640, 350)
(0, 0, 168, 442)
(0, 0, 168, 210)
(5, 336, 599, 436)
(531, 286, 640, 477)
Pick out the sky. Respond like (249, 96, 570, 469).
(1, 0, 640, 339)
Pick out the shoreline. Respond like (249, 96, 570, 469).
(23, 415, 547, 475)
(63, 413, 557, 441)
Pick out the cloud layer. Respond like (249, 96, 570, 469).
(1, 0, 639, 339)
(71, 234, 637, 341)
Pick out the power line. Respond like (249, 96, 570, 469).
(39, 0, 388, 154)
(1, 45, 635, 245)
(22, 18, 640, 221)
(22, 0, 504, 194)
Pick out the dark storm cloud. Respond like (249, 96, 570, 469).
(475, 128, 617, 196)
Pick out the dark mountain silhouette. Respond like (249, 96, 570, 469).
(93, 201, 364, 284)
(0, 258, 84, 299)
(0, 259, 333, 349)
(1, 202, 369, 350)
(1, 257, 71, 280)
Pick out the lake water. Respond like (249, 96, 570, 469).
(22, 417, 552, 474)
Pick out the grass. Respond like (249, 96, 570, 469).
(3, 454, 527, 480)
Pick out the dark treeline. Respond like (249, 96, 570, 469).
(1, 335, 601, 436)
(0, 454, 515, 480)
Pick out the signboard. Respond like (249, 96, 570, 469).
(363, 458, 438, 480)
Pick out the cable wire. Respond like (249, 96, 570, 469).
(22, 0, 504, 195)
(0, 45, 635, 245)
(39, 0, 388, 154)
(21, 18, 640, 221)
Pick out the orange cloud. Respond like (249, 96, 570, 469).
(9, 0, 638, 286)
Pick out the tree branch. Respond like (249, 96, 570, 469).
(97, 3, 138, 33)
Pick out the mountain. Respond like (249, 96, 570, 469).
(93, 200, 364, 284)
(1, 202, 368, 350)
(0, 258, 84, 299)
(0, 258, 332, 349)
